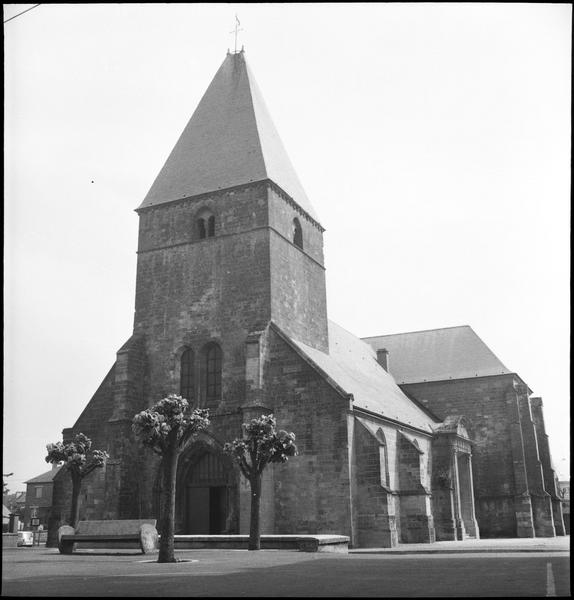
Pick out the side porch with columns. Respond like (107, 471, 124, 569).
(431, 416, 479, 541)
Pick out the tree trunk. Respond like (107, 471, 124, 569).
(158, 449, 179, 563)
(248, 472, 262, 551)
(70, 473, 82, 528)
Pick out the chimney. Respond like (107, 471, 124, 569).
(376, 348, 389, 372)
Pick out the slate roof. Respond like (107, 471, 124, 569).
(288, 320, 437, 433)
(139, 51, 319, 223)
(25, 466, 62, 485)
(362, 325, 511, 385)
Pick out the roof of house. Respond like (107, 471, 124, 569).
(362, 325, 511, 385)
(138, 51, 319, 223)
(3, 491, 26, 504)
(287, 320, 438, 433)
(25, 465, 62, 485)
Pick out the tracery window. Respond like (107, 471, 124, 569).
(292, 217, 303, 249)
(180, 348, 195, 403)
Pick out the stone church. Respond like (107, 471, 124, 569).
(48, 50, 565, 548)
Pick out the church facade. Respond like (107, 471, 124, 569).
(48, 50, 565, 548)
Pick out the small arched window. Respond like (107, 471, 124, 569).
(292, 218, 303, 249)
(204, 343, 222, 404)
(180, 348, 195, 403)
(197, 210, 216, 240)
(198, 219, 207, 239)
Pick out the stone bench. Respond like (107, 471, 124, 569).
(58, 519, 158, 554)
(173, 534, 349, 553)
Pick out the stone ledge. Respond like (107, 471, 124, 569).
(173, 534, 349, 553)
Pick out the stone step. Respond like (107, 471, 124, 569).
(173, 534, 349, 553)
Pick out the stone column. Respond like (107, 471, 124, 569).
(457, 453, 479, 538)
(430, 437, 457, 541)
(451, 451, 466, 540)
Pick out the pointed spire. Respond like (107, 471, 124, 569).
(139, 52, 320, 223)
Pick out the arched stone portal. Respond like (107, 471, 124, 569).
(175, 439, 238, 534)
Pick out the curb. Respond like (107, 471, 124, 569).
(350, 548, 569, 555)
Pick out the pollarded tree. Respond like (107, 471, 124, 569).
(132, 394, 210, 563)
(45, 433, 109, 528)
(224, 414, 297, 550)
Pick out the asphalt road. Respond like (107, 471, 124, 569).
(1, 548, 570, 597)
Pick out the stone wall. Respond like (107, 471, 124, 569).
(267, 186, 328, 353)
(401, 374, 523, 537)
(50, 180, 333, 543)
(263, 326, 353, 540)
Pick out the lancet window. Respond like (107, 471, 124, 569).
(180, 348, 195, 403)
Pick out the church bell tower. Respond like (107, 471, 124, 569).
(132, 50, 328, 411)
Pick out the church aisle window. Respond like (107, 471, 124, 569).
(180, 348, 195, 404)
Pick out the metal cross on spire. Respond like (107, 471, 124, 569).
(230, 14, 243, 54)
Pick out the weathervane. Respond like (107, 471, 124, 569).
(229, 14, 244, 54)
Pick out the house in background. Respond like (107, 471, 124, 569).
(2, 490, 26, 527)
(23, 464, 62, 529)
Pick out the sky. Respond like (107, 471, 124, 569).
(3, 3, 571, 491)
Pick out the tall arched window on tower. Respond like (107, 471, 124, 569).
(292, 218, 303, 249)
(180, 348, 195, 404)
(203, 342, 222, 405)
(196, 209, 216, 240)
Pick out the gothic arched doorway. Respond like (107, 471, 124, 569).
(176, 442, 237, 534)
